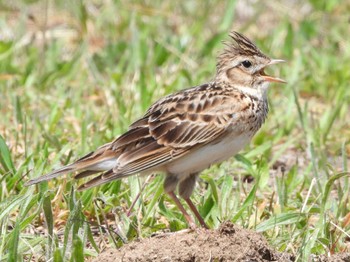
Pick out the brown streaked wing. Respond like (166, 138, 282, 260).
(128, 116, 148, 129)
(149, 113, 227, 148)
(113, 143, 190, 176)
(75, 142, 112, 162)
(142, 83, 212, 119)
(110, 126, 151, 151)
(102, 83, 244, 177)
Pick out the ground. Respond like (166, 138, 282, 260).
(93, 224, 350, 262)
(92, 222, 350, 262)
(93, 222, 294, 262)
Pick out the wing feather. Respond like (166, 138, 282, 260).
(101, 83, 243, 177)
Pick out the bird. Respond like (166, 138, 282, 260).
(26, 31, 285, 229)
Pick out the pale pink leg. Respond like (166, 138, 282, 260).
(184, 197, 208, 229)
(167, 191, 196, 229)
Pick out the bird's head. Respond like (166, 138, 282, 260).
(216, 31, 285, 98)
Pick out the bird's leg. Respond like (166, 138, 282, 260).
(184, 197, 208, 229)
(167, 191, 196, 230)
(164, 174, 196, 229)
(178, 173, 208, 229)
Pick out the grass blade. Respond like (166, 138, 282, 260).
(256, 213, 306, 232)
(0, 134, 15, 173)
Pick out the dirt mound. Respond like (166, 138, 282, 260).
(93, 222, 294, 261)
(313, 254, 350, 262)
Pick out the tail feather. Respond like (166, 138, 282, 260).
(77, 170, 131, 191)
(74, 170, 100, 179)
(77, 169, 114, 191)
(25, 147, 118, 187)
(25, 165, 76, 186)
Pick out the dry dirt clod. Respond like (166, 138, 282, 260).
(93, 222, 295, 262)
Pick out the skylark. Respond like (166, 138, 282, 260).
(26, 32, 285, 229)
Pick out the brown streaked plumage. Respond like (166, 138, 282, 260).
(26, 31, 285, 229)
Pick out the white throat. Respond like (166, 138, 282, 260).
(235, 81, 270, 100)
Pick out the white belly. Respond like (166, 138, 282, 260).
(166, 132, 252, 178)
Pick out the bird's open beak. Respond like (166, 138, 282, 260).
(261, 59, 286, 84)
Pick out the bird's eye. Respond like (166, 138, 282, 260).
(241, 60, 252, 68)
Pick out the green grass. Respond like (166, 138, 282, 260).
(0, 0, 350, 261)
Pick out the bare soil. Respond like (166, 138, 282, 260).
(313, 254, 350, 262)
(93, 222, 295, 262)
